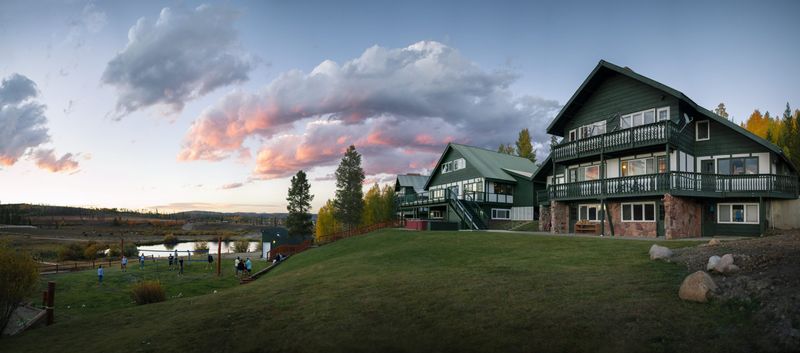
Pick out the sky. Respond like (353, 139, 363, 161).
(1, 0, 798, 213)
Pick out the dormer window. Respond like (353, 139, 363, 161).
(441, 158, 466, 174)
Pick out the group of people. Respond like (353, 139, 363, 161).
(234, 256, 252, 277)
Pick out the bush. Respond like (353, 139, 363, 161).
(233, 239, 250, 253)
(108, 243, 139, 258)
(58, 242, 86, 261)
(131, 281, 166, 305)
(0, 244, 39, 334)
(194, 241, 209, 254)
(163, 234, 178, 245)
(83, 243, 104, 260)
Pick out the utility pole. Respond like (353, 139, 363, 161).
(216, 236, 221, 277)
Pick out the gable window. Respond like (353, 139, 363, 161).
(621, 156, 667, 176)
(441, 158, 466, 174)
(569, 130, 577, 142)
(717, 203, 758, 224)
(622, 202, 656, 222)
(657, 107, 670, 122)
(718, 157, 758, 175)
(578, 121, 606, 139)
(696, 120, 710, 141)
(578, 204, 602, 222)
(491, 209, 511, 220)
(620, 107, 668, 129)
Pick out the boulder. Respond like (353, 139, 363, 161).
(712, 254, 740, 274)
(679, 271, 718, 302)
(649, 244, 673, 260)
(707, 255, 721, 271)
(707, 238, 721, 246)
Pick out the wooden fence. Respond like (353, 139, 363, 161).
(267, 220, 405, 260)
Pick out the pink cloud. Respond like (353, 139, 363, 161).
(32, 149, 80, 173)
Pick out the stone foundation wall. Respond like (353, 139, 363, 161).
(539, 205, 551, 232)
(602, 202, 657, 238)
(551, 201, 569, 234)
(663, 194, 702, 239)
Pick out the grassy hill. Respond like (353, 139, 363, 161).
(1, 230, 760, 353)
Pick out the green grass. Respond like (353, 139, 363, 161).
(24, 256, 268, 324)
(1, 230, 760, 353)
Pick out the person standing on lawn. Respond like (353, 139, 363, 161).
(234, 257, 241, 277)
(178, 257, 184, 276)
(207, 253, 213, 270)
(121, 255, 128, 272)
(97, 265, 104, 286)
(139, 253, 145, 270)
(245, 257, 252, 276)
(168, 254, 174, 270)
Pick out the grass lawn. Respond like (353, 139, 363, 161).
(1, 230, 759, 353)
(24, 256, 269, 324)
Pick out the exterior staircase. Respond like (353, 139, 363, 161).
(446, 189, 487, 230)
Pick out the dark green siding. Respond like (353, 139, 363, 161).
(693, 119, 770, 156)
(564, 74, 680, 133)
(426, 149, 482, 187)
(511, 175, 533, 207)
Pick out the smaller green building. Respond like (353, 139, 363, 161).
(397, 143, 543, 229)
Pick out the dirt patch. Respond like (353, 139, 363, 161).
(671, 231, 800, 352)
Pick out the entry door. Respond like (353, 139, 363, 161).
(656, 202, 665, 237)
(701, 202, 715, 237)
(568, 206, 577, 233)
(701, 160, 715, 191)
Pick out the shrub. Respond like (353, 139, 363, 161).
(0, 244, 39, 334)
(131, 281, 166, 305)
(233, 239, 250, 253)
(83, 244, 102, 260)
(58, 242, 86, 261)
(194, 241, 209, 254)
(108, 243, 139, 258)
(163, 234, 178, 245)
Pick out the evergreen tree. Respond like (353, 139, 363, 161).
(286, 170, 314, 237)
(715, 102, 730, 120)
(515, 128, 536, 164)
(334, 145, 365, 230)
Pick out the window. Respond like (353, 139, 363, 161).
(569, 165, 600, 182)
(657, 107, 670, 121)
(579, 204, 602, 222)
(493, 183, 513, 195)
(621, 156, 666, 176)
(717, 203, 759, 224)
(441, 158, 466, 174)
(430, 210, 443, 219)
(620, 108, 667, 129)
(576, 121, 606, 139)
(491, 209, 510, 220)
(622, 202, 656, 222)
(569, 130, 576, 141)
(696, 120, 710, 141)
(718, 157, 758, 175)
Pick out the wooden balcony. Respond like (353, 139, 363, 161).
(548, 172, 798, 200)
(552, 121, 680, 162)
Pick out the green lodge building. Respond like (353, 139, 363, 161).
(537, 60, 799, 238)
(397, 143, 544, 230)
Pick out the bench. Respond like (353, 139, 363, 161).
(575, 223, 599, 234)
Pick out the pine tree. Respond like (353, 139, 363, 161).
(334, 145, 365, 230)
(286, 170, 314, 237)
(715, 103, 730, 120)
(515, 128, 536, 164)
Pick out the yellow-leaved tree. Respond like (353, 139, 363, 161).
(315, 199, 337, 243)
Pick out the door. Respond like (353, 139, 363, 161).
(701, 160, 715, 192)
(568, 205, 577, 233)
(701, 201, 715, 236)
(656, 202, 665, 237)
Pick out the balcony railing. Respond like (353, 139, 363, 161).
(552, 121, 680, 162)
(548, 172, 798, 200)
(398, 190, 514, 207)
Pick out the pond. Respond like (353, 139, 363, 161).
(136, 241, 268, 258)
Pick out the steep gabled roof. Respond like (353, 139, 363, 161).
(547, 60, 796, 173)
(394, 174, 429, 193)
(424, 143, 539, 189)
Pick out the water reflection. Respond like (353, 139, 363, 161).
(137, 241, 266, 257)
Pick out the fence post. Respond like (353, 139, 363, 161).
(46, 282, 55, 325)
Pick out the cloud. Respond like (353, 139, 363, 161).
(31, 149, 80, 173)
(147, 202, 283, 213)
(102, 4, 253, 119)
(179, 41, 560, 179)
(220, 182, 244, 190)
(0, 73, 80, 172)
(62, 2, 108, 49)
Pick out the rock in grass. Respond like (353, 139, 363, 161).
(707, 255, 721, 271)
(708, 238, 721, 246)
(679, 271, 718, 303)
(649, 244, 673, 260)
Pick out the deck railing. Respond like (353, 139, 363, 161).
(548, 172, 797, 200)
(398, 189, 513, 207)
(552, 121, 679, 162)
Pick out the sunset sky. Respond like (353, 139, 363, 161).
(1, 0, 798, 213)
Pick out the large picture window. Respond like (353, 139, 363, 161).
(569, 165, 600, 182)
(493, 183, 513, 195)
(578, 204, 602, 222)
(717, 203, 759, 224)
(620, 107, 669, 129)
(621, 156, 667, 176)
(622, 202, 656, 222)
(491, 209, 510, 220)
(718, 157, 758, 175)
